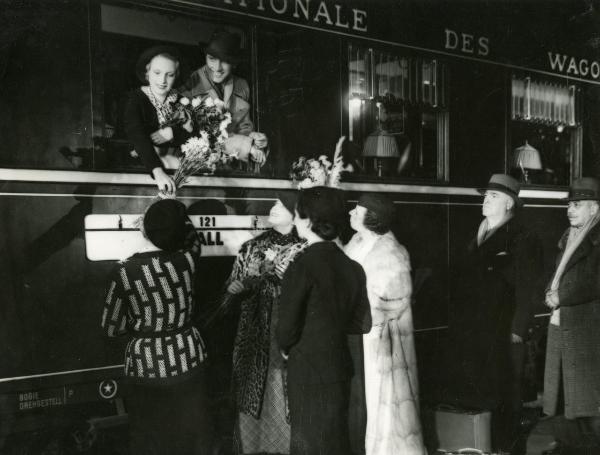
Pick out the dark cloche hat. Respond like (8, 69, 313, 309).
(478, 173, 522, 208)
(357, 193, 396, 227)
(565, 177, 600, 201)
(277, 191, 298, 216)
(143, 199, 188, 252)
(203, 29, 243, 64)
(135, 45, 181, 84)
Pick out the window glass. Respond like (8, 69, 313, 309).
(347, 44, 448, 181)
(92, 4, 250, 174)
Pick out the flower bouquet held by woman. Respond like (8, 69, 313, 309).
(289, 136, 353, 189)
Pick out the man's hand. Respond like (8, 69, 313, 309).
(250, 132, 268, 149)
(249, 145, 266, 166)
(511, 333, 523, 344)
(545, 290, 560, 309)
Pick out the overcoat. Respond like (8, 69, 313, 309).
(345, 231, 426, 455)
(179, 65, 255, 161)
(543, 222, 600, 419)
(277, 241, 371, 455)
(446, 215, 543, 410)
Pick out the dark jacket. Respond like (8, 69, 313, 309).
(447, 214, 544, 409)
(543, 221, 600, 418)
(277, 241, 371, 385)
(124, 88, 191, 175)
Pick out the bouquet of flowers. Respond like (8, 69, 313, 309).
(170, 96, 233, 187)
(290, 136, 352, 188)
(202, 240, 307, 328)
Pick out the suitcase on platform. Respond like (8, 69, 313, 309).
(433, 407, 492, 454)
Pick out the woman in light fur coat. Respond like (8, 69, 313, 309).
(345, 194, 426, 455)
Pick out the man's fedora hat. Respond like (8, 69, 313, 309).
(135, 45, 182, 84)
(203, 29, 243, 64)
(565, 177, 600, 201)
(478, 174, 522, 208)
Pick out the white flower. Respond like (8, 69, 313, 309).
(309, 160, 321, 170)
(204, 97, 215, 107)
(298, 178, 314, 189)
(214, 99, 225, 109)
(191, 97, 202, 107)
(264, 248, 277, 261)
(179, 97, 190, 106)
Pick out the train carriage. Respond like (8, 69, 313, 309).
(1, 0, 598, 452)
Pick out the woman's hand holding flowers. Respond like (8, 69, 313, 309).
(151, 127, 174, 144)
(152, 167, 176, 196)
(227, 280, 245, 295)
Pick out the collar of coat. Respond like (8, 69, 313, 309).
(360, 231, 410, 267)
(192, 65, 247, 104)
(558, 218, 600, 250)
(555, 219, 600, 272)
(468, 214, 524, 254)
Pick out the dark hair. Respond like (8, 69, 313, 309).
(363, 209, 391, 235)
(296, 187, 345, 241)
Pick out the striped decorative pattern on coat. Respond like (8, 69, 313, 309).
(101, 221, 206, 384)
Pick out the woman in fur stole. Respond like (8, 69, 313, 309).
(344, 194, 426, 455)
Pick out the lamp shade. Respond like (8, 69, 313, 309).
(363, 131, 400, 158)
(513, 141, 542, 170)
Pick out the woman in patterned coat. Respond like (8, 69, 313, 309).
(345, 194, 426, 455)
(101, 199, 214, 455)
(225, 192, 304, 454)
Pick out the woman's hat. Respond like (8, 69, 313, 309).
(135, 45, 182, 84)
(565, 177, 600, 201)
(478, 174, 522, 208)
(276, 191, 298, 216)
(357, 194, 395, 227)
(203, 29, 243, 64)
(143, 199, 188, 251)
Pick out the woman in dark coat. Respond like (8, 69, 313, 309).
(445, 174, 543, 453)
(124, 46, 192, 195)
(277, 186, 372, 455)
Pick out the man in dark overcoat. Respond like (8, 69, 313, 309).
(445, 174, 544, 454)
(543, 177, 600, 453)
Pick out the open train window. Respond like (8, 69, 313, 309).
(346, 44, 449, 182)
(509, 75, 582, 186)
(90, 3, 251, 173)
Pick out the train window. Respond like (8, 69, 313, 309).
(509, 75, 581, 186)
(91, 3, 251, 174)
(347, 44, 449, 181)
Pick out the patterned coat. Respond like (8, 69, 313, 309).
(227, 228, 303, 418)
(543, 222, 600, 419)
(101, 218, 207, 385)
(345, 231, 426, 455)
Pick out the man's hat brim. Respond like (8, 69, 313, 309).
(203, 43, 243, 64)
(478, 182, 523, 208)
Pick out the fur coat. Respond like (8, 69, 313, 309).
(345, 231, 426, 455)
